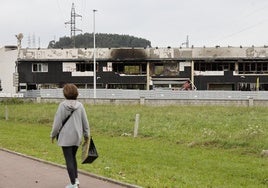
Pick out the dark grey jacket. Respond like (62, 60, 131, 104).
(51, 100, 90, 146)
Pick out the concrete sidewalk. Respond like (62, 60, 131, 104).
(0, 149, 140, 188)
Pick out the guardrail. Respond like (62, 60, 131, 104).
(20, 89, 268, 100)
(2, 89, 268, 106)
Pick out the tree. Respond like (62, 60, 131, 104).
(48, 33, 151, 48)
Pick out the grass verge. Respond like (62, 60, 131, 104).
(1, 103, 268, 187)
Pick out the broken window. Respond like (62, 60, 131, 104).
(76, 63, 94, 72)
(194, 62, 235, 71)
(32, 63, 48, 72)
(154, 64, 164, 76)
(238, 62, 268, 74)
(112, 63, 146, 75)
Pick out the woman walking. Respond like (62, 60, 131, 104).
(51, 84, 89, 188)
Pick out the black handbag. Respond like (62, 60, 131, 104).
(82, 137, 98, 164)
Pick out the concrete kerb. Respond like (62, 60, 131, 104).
(0, 148, 142, 188)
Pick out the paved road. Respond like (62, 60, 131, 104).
(0, 149, 140, 188)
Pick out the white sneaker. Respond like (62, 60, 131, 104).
(75, 178, 80, 186)
(65, 183, 78, 188)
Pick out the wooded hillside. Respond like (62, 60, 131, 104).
(48, 33, 151, 48)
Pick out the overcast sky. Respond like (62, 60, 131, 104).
(1, 0, 268, 48)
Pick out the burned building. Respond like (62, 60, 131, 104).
(16, 46, 268, 91)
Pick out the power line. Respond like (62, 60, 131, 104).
(217, 19, 268, 42)
(212, 3, 268, 45)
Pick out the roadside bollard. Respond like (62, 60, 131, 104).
(134, 114, 140, 138)
(5, 105, 8, 120)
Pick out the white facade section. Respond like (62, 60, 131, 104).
(152, 48, 174, 58)
(63, 62, 76, 72)
(71, 71, 93, 77)
(23, 49, 78, 59)
(179, 62, 191, 71)
(0, 46, 17, 95)
(194, 71, 224, 76)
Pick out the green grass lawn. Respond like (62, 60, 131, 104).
(1, 101, 268, 187)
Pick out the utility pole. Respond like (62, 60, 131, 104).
(93, 9, 97, 99)
(65, 3, 82, 48)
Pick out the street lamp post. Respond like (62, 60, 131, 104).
(93, 9, 97, 98)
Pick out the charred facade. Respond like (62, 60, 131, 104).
(16, 47, 268, 91)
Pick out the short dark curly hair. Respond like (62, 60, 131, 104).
(63, 84, 78, 100)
